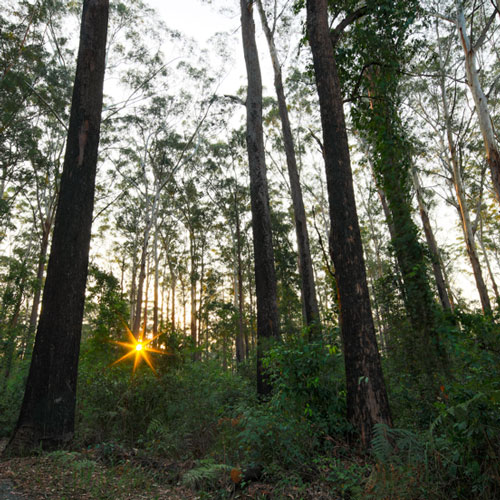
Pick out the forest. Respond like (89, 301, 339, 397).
(1, 0, 500, 498)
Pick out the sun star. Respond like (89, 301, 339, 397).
(110, 320, 166, 376)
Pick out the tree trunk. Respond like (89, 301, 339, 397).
(2, 283, 25, 388)
(479, 215, 500, 304)
(456, 4, 500, 205)
(5, 0, 109, 454)
(133, 186, 161, 335)
(153, 223, 159, 335)
(189, 231, 197, 352)
(412, 169, 454, 311)
(256, 0, 320, 337)
(436, 40, 492, 314)
(306, 0, 392, 446)
(24, 221, 51, 358)
(240, 0, 280, 397)
(235, 189, 246, 363)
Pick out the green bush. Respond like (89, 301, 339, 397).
(76, 351, 250, 459)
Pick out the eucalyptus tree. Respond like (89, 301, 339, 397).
(205, 132, 251, 363)
(424, 1, 500, 203)
(0, 0, 70, 235)
(240, 0, 280, 396)
(305, 0, 392, 445)
(411, 14, 493, 313)
(454, 1, 500, 205)
(6, 0, 109, 454)
(256, 0, 320, 337)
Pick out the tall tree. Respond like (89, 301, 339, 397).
(240, 0, 280, 396)
(256, 0, 320, 337)
(306, 0, 392, 445)
(6, 0, 109, 454)
(455, 2, 500, 205)
(348, 0, 447, 378)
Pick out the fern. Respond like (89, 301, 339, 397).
(182, 459, 233, 490)
(147, 417, 171, 439)
(371, 423, 425, 466)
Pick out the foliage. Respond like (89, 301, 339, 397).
(76, 352, 251, 458)
(181, 458, 232, 490)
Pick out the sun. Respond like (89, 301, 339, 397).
(110, 320, 166, 376)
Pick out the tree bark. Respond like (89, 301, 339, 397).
(306, 0, 391, 446)
(5, 0, 109, 455)
(456, 4, 500, 205)
(256, 0, 320, 337)
(240, 0, 280, 396)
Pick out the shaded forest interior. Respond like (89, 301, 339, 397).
(1, 0, 500, 498)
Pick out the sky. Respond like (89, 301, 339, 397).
(147, 0, 237, 43)
(145, 0, 276, 95)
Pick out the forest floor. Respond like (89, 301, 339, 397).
(0, 448, 338, 500)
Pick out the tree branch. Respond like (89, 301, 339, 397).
(473, 10, 496, 52)
(330, 5, 368, 47)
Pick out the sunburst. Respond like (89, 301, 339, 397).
(110, 320, 166, 376)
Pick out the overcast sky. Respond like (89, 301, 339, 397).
(145, 0, 275, 95)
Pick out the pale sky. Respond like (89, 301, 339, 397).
(147, 0, 238, 42)
(145, 0, 275, 95)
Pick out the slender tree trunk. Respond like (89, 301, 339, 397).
(170, 269, 176, 330)
(189, 231, 197, 352)
(181, 276, 187, 335)
(456, 4, 500, 205)
(454, 160, 491, 313)
(306, 0, 391, 446)
(6, 0, 109, 454)
(141, 258, 150, 334)
(436, 51, 491, 313)
(479, 215, 500, 304)
(197, 243, 205, 349)
(435, 19, 491, 313)
(133, 187, 160, 335)
(2, 284, 25, 388)
(234, 187, 246, 362)
(412, 169, 454, 311)
(240, 0, 280, 396)
(256, 0, 320, 337)
(153, 223, 159, 335)
(24, 223, 51, 357)
(133, 237, 147, 335)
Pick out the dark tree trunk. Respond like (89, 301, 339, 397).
(306, 0, 391, 446)
(256, 0, 320, 338)
(240, 0, 280, 397)
(5, 0, 109, 455)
